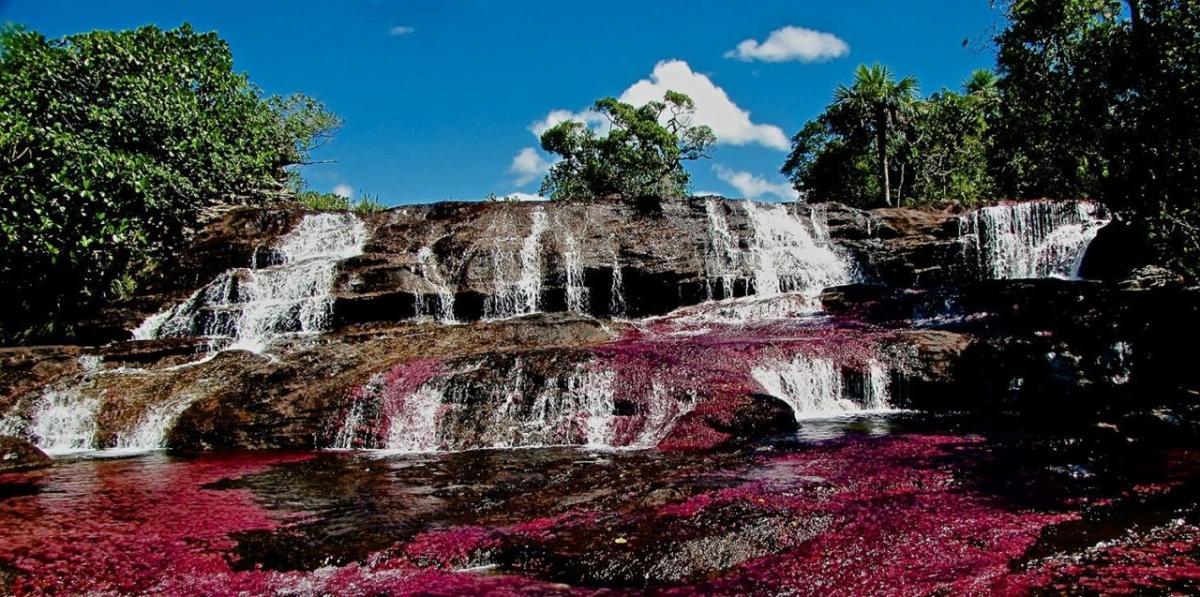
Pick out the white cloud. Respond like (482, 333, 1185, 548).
(528, 60, 788, 151)
(618, 60, 789, 150)
(714, 165, 799, 200)
(509, 147, 552, 186)
(724, 26, 849, 63)
(333, 183, 354, 199)
(529, 109, 609, 137)
(389, 26, 415, 36)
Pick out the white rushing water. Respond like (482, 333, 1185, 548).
(962, 200, 1110, 279)
(752, 356, 893, 419)
(609, 243, 627, 318)
(133, 213, 368, 352)
(703, 198, 741, 300)
(561, 229, 589, 313)
(743, 201, 852, 298)
(414, 246, 457, 323)
(0, 355, 105, 454)
(331, 360, 696, 452)
(484, 208, 548, 319)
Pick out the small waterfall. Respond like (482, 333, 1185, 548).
(962, 200, 1110, 279)
(752, 356, 892, 419)
(414, 247, 456, 323)
(383, 387, 443, 452)
(561, 230, 589, 313)
(631, 383, 697, 448)
(112, 392, 199, 451)
(743, 201, 852, 298)
(26, 388, 101, 454)
(610, 242, 627, 317)
(484, 208, 548, 319)
(703, 198, 741, 300)
(134, 213, 368, 351)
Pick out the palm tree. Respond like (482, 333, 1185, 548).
(833, 64, 919, 207)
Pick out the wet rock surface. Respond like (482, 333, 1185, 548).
(0, 437, 49, 473)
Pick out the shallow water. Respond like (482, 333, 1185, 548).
(1, 416, 1197, 595)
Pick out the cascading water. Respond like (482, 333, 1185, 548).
(743, 201, 852, 298)
(329, 359, 696, 452)
(703, 198, 741, 300)
(134, 213, 368, 351)
(0, 355, 104, 454)
(752, 356, 893, 419)
(560, 229, 589, 313)
(962, 200, 1110, 279)
(610, 242, 627, 317)
(484, 208, 548, 319)
(414, 246, 456, 323)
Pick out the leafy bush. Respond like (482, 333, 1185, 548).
(538, 91, 715, 200)
(296, 191, 386, 213)
(0, 24, 339, 343)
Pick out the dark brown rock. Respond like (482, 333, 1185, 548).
(0, 436, 50, 472)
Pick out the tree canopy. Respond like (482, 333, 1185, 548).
(992, 0, 1200, 277)
(782, 66, 997, 208)
(538, 91, 715, 200)
(0, 24, 339, 342)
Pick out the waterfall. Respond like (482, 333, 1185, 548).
(484, 208, 548, 319)
(743, 201, 852, 298)
(962, 200, 1110, 279)
(752, 356, 893, 419)
(383, 387, 443, 452)
(414, 247, 456, 323)
(0, 355, 105, 454)
(703, 198, 741, 300)
(561, 230, 589, 313)
(25, 388, 100, 454)
(330, 360, 695, 452)
(112, 392, 199, 451)
(133, 213, 368, 351)
(610, 243, 627, 317)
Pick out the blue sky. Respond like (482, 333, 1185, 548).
(1, 0, 1003, 205)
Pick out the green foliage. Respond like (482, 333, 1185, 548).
(0, 23, 340, 343)
(993, 0, 1200, 277)
(296, 191, 386, 213)
(782, 65, 996, 208)
(538, 91, 716, 200)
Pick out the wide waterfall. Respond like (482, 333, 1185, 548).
(751, 355, 893, 419)
(962, 200, 1110, 279)
(134, 213, 368, 351)
(330, 360, 697, 452)
(484, 208, 548, 319)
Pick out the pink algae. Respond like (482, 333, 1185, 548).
(0, 452, 312, 595)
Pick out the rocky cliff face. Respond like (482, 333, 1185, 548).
(5, 196, 1186, 456)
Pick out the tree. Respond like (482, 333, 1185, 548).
(906, 71, 999, 204)
(538, 91, 715, 200)
(831, 64, 919, 207)
(0, 24, 340, 343)
(993, 0, 1200, 277)
(783, 66, 998, 208)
